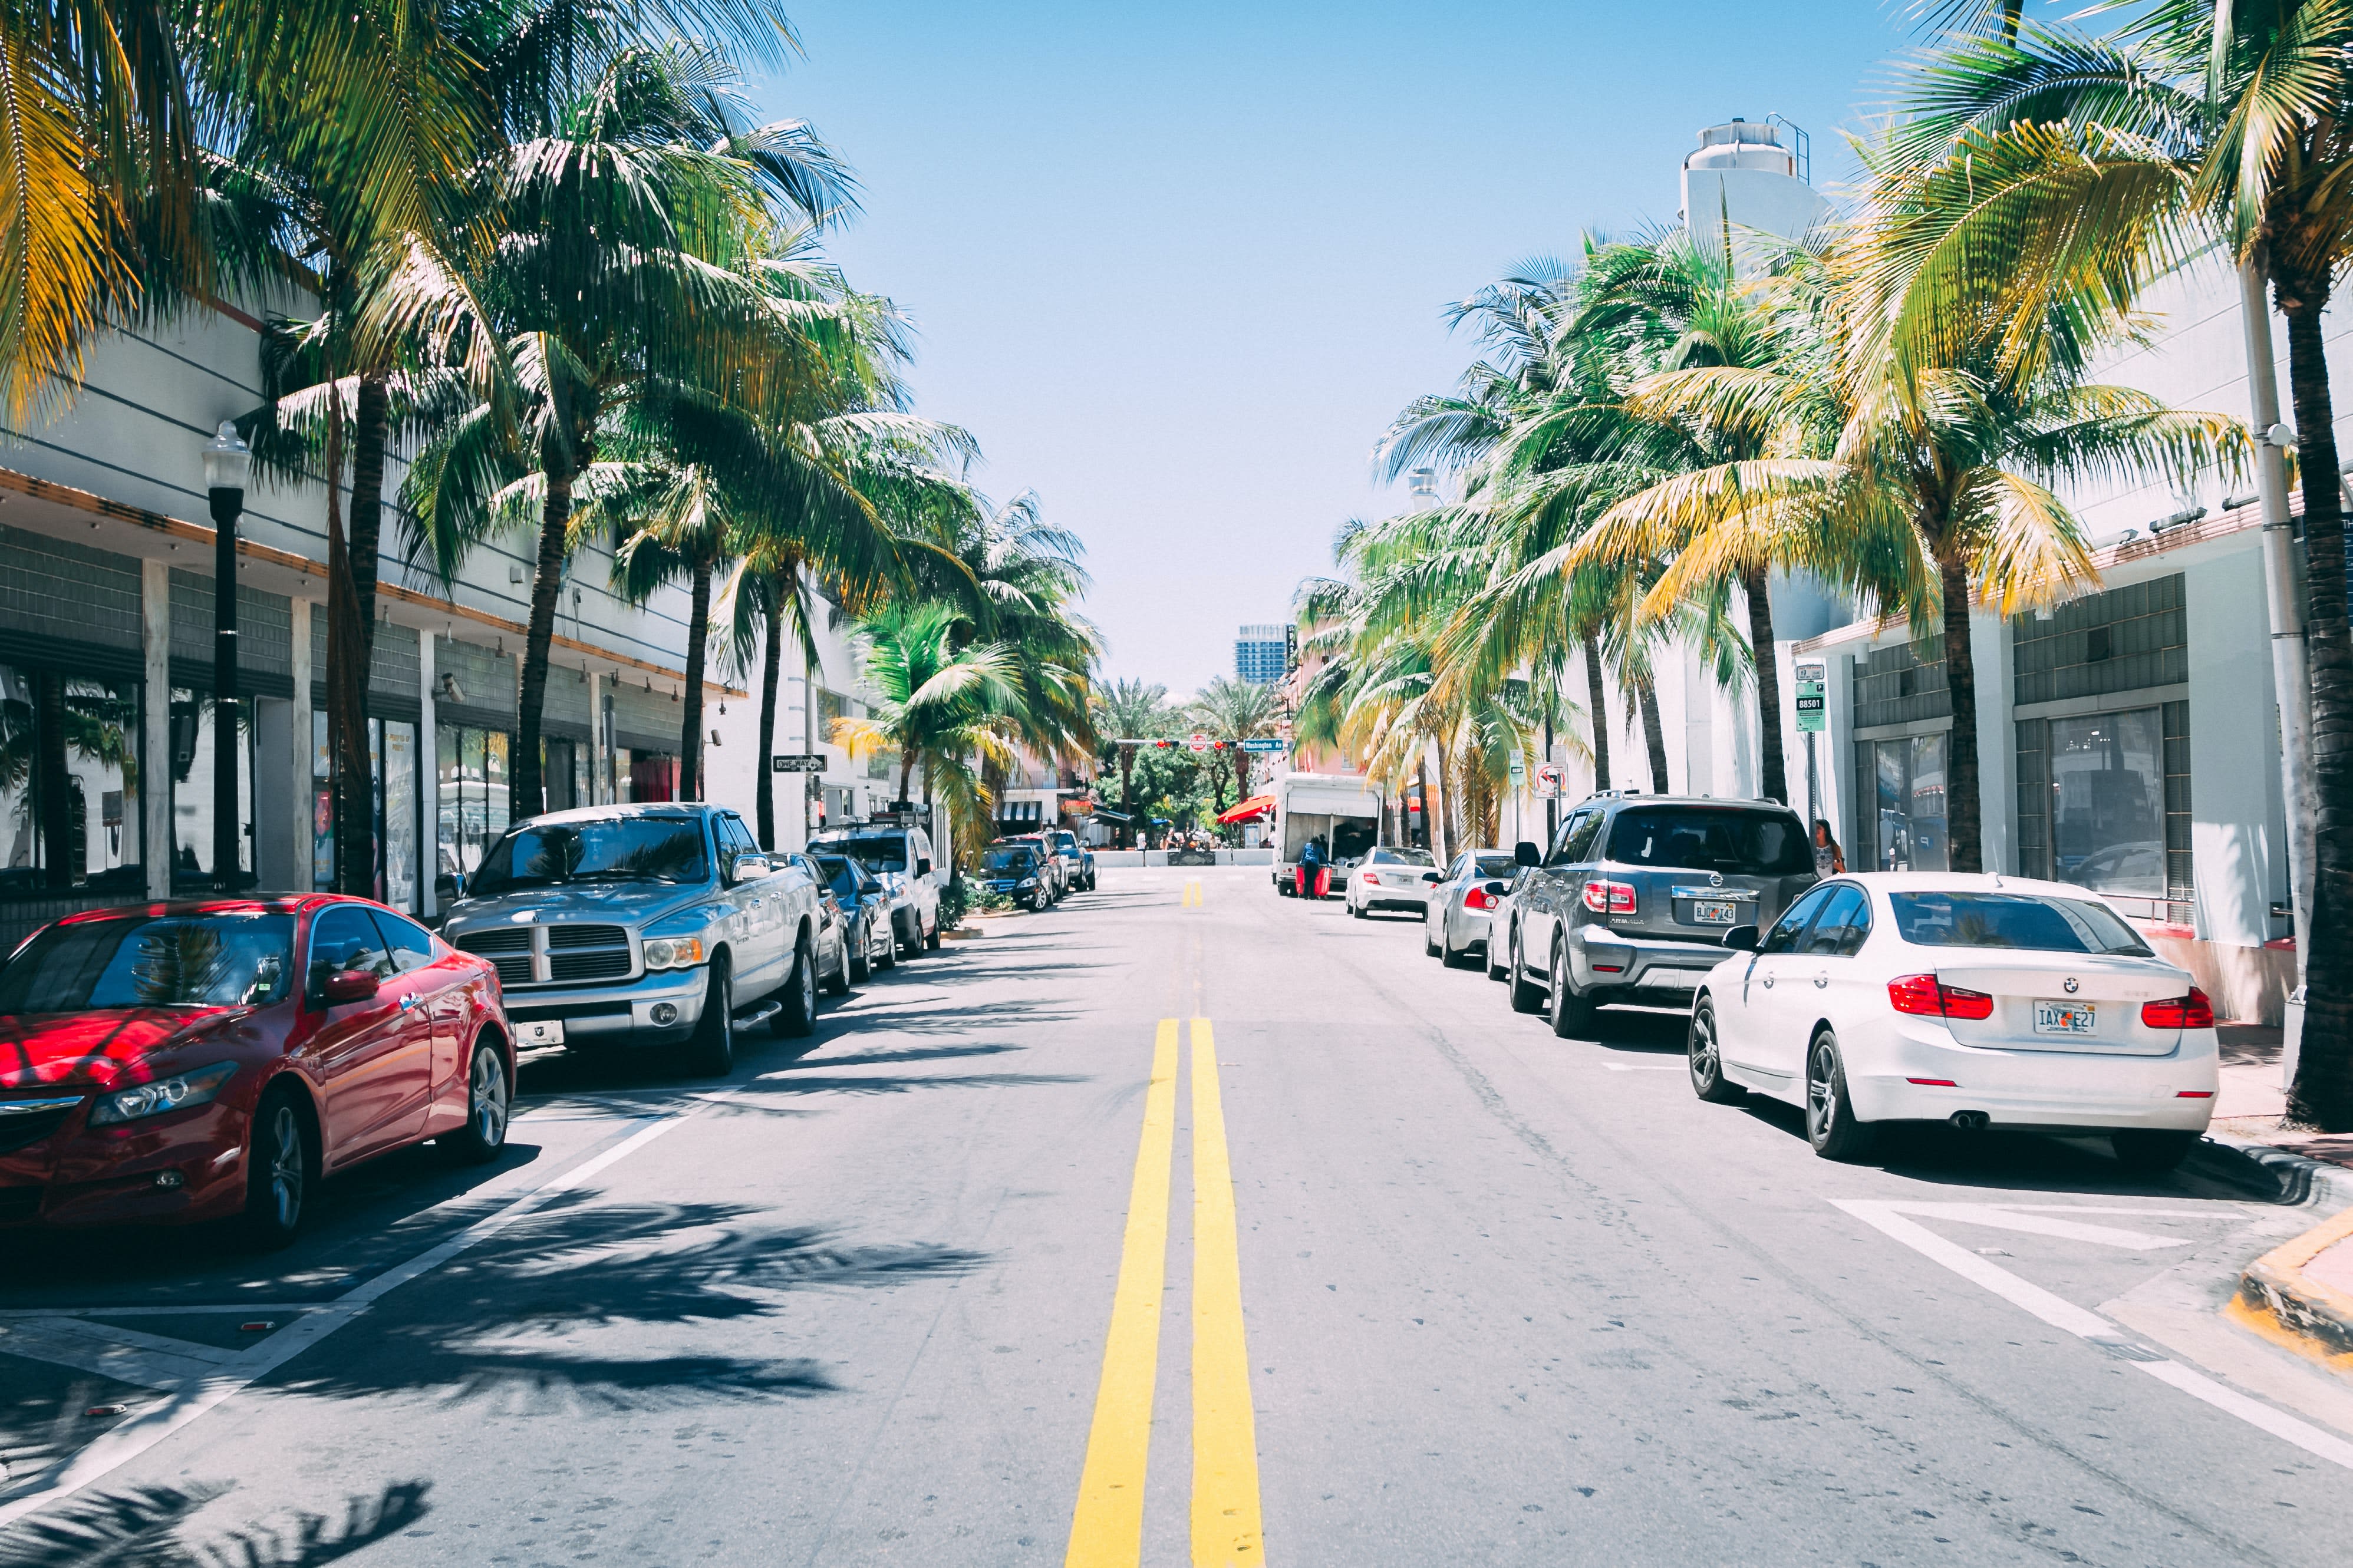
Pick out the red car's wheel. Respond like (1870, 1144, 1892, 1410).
(240, 1087, 314, 1250)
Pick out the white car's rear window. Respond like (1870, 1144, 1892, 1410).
(1889, 892, 2152, 956)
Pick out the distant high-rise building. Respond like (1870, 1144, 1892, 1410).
(1235, 624, 1287, 684)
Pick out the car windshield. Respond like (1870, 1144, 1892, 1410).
(0, 912, 295, 1012)
(983, 847, 1036, 874)
(1607, 807, 1812, 876)
(814, 856, 869, 900)
(1368, 847, 1435, 866)
(825, 836, 907, 874)
(1888, 891, 2154, 956)
(1472, 854, 1519, 879)
(470, 816, 708, 894)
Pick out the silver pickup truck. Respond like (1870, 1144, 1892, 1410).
(441, 803, 823, 1075)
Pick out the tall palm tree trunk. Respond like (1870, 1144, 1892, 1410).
(677, 555, 711, 801)
(1936, 550, 1982, 874)
(329, 374, 392, 896)
(2283, 295, 2353, 1128)
(1583, 637, 1612, 791)
(1636, 679, 1669, 793)
(513, 472, 570, 823)
(899, 748, 917, 807)
(1744, 563, 1789, 806)
(755, 597, 783, 849)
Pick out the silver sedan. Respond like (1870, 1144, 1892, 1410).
(1422, 849, 1523, 967)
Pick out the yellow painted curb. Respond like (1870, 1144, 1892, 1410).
(2235, 1201, 2353, 1372)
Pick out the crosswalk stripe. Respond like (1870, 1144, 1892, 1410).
(1065, 1021, 1180, 1566)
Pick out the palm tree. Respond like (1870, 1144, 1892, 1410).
(1093, 678, 1172, 844)
(386, 43, 856, 821)
(1875, 0, 2353, 1123)
(1189, 676, 1278, 813)
(831, 601, 1021, 859)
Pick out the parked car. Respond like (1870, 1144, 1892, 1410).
(813, 853, 899, 982)
(777, 851, 855, 996)
(1504, 793, 1817, 1036)
(1687, 873, 2217, 1170)
(1423, 849, 1523, 966)
(0, 896, 513, 1244)
(1047, 828, 1098, 892)
(812, 823, 941, 956)
(1005, 833, 1067, 902)
(443, 804, 822, 1077)
(1344, 846, 1440, 917)
(978, 841, 1053, 911)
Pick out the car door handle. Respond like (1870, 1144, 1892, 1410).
(1814, 972, 1828, 988)
(1761, 975, 1774, 989)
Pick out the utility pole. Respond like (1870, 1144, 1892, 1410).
(2242, 261, 2315, 977)
(203, 423, 251, 890)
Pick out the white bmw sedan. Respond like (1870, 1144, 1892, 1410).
(1685, 873, 2218, 1171)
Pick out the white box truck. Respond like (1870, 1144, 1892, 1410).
(1272, 773, 1382, 897)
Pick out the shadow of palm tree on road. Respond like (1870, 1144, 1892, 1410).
(0, 1480, 427, 1568)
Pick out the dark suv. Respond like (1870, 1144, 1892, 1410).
(1502, 793, 1817, 1036)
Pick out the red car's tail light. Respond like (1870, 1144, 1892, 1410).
(1887, 974, 1995, 1021)
(1581, 879, 1636, 915)
(2141, 988, 2214, 1029)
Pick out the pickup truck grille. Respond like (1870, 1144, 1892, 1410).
(457, 929, 532, 955)
(549, 925, 627, 950)
(487, 956, 533, 988)
(549, 949, 631, 981)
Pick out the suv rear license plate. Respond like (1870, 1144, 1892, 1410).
(1691, 900, 1737, 924)
(518, 1020, 566, 1046)
(2034, 1001, 2095, 1034)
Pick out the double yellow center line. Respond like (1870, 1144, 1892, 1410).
(1181, 877, 1205, 907)
(1066, 1019, 1265, 1567)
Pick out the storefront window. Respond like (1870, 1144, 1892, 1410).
(616, 748, 677, 803)
(170, 686, 255, 886)
(1868, 732, 1947, 873)
(2048, 708, 2164, 898)
(436, 724, 509, 903)
(0, 662, 143, 895)
(310, 712, 423, 912)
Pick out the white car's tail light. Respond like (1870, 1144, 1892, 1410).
(1887, 973, 1994, 1021)
(1581, 880, 1636, 915)
(1359, 869, 1381, 884)
(1465, 887, 1499, 910)
(2140, 988, 2214, 1029)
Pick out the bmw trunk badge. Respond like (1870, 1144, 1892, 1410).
(2063, 976, 2080, 993)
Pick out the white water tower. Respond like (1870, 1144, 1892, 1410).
(1680, 117, 1831, 265)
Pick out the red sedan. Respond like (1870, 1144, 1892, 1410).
(0, 894, 514, 1246)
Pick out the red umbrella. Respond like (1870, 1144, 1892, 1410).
(1217, 793, 1277, 824)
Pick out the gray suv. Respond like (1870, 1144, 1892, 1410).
(441, 804, 823, 1075)
(1502, 793, 1817, 1036)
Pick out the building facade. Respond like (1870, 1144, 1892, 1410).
(1235, 624, 1287, 685)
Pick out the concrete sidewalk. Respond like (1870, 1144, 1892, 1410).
(2213, 1023, 2353, 1372)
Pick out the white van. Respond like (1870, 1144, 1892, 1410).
(810, 822, 941, 956)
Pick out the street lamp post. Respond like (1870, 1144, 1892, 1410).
(203, 421, 251, 890)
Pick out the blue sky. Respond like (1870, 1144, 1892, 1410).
(762, 1, 1912, 694)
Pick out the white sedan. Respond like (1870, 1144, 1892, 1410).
(1685, 873, 2217, 1171)
(1345, 846, 1439, 917)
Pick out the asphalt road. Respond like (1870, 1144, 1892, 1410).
(4, 865, 2352, 1567)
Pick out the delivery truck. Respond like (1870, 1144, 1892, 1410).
(1272, 773, 1382, 897)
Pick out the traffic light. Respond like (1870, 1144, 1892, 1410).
(1284, 624, 1298, 672)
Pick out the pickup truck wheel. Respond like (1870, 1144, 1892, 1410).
(773, 937, 817, 1038)
(1507, 929, 1546, 1014)
(688, 959, 734, 1077)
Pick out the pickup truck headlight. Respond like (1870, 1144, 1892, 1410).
(88, 1062, 237, 1126)
(642, 937, 706, 971)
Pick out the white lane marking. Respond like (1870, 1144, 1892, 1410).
(0, 1094, 733, 1528)
(0, 1320, 230, 1391)
(1834, 1199, 2353, 1471)
(1896, 1202, 2195, 1252)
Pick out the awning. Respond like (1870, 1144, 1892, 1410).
(1217, 793, 1277, 824)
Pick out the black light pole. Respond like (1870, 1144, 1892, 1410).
(203, 421, 251, 890)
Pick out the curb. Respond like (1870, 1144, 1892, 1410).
(941, 927, 986, 942)
(2197, 1131, 2353, 1372)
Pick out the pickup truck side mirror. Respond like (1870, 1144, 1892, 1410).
(1514, 840, 1541, 867)
(1721, 925, 1761, 952)
(916, 857, 932, 877)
